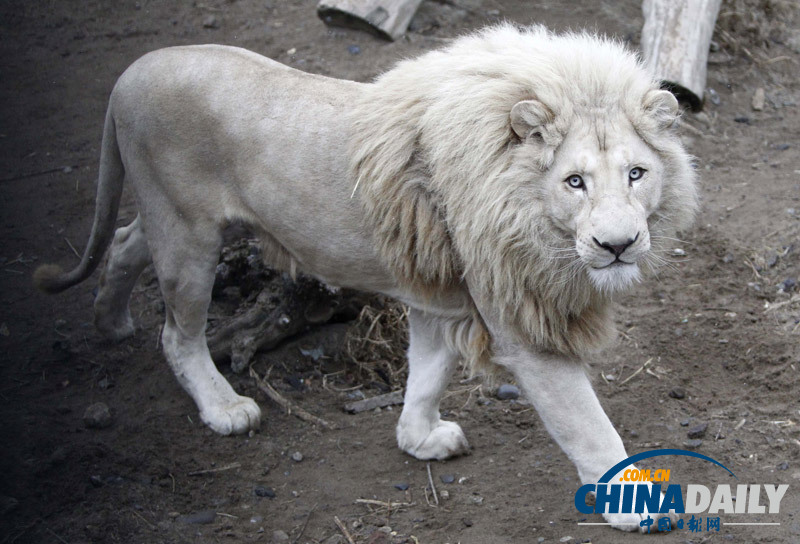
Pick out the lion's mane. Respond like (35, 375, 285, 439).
(351, 25, 698, 366)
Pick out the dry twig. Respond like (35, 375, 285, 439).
(333, 516, 356, 544)
(426, 462, 439, 506)
(250, 367, 335, 429)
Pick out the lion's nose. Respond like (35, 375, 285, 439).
(593, 232, 639, 258)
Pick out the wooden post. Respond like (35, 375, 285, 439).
(641, 0, 722, 111)
(317, 0, 423, 41)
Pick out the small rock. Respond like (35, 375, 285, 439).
(440, 474, 455, 484)
(458, 476, 469, 484)
(687, 423, 708, 439)
(254, 485, 276, 498)
(780, 277, 796, 292)
(347, 44, 361, 55)
(470, 494, 484, 505)
(272, 529, 290, 543)
(538, 538, 545, 543)
(671, 248, 686, 257)
(83, 402, 113, 429)
(462, 518, 473, 527)
(668, 387, 686, 399)
(629, 430, 639, 438)
(722, 253, 734, 263)
(63, 166, 73, 174)
(751, 88, 765, 111)
(680, 418, 690, 427)
(178, 510, 217, 524)
(89, 475, 103, 487)
(250, 515, 263, 523)
(496, 383, 520, 400)
(791, 471, 800, 480)
(684, 438, 703, 449)
(394, 482, 409, 491)
(286, 48, 296, 56)
(775, 144, 790, 151)
(290, 451, 304, 463)
(707, 88, 721, 105)
(560, 537, 573, 543)
(440, 489, 450, 500)
(777, 461, 789, 471)
(202, 15, 219, 29)
(734, 115, 751, 124)
(767, 254, 779, 268)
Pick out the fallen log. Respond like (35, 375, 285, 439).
(641, 0, 722, 111)
(317, 0, 423, 41)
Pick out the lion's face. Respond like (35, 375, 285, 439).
(510, 90, 680, 295)
(543, 115, 664, 293)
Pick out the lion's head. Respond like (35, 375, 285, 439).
(352, 25, 698, 358)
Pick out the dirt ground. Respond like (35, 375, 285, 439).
(1, 1, 799, 543)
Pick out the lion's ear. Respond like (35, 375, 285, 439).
(510, 99, 552, 140)
(643, 89, 679, 128)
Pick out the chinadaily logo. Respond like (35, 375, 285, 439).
(574, 449, 789, 533)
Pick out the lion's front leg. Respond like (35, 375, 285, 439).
(396, 309, 470, 461)
(497, 344, 675, 533)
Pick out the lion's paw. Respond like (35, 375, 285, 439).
(94, 307, 135, 342)
(397, 419, 469, 460)
(603, 510, 678, 533)
(200, 395, 261, 436)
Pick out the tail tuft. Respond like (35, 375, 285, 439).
(33, 264, 69, 294)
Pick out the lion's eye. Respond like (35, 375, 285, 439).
(628, 167, 646, 183)
(565, 174, 584, 190)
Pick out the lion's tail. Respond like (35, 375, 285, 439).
(33, 106, 124, 294)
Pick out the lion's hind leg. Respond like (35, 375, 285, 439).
(146, 212, 261, 435)
(396, 309, 470, 460)
(94, 214, 152, 341)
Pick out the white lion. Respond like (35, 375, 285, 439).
(35, 25, 697, 532)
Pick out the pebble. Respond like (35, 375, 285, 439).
(538, 538, 545, 543)
(680, 418, 690, 427)
(687, 423, 708, 439)
(751, 88, 766, 111)
(722, 253, 734, 263)
(272, 529, 290, 543)
(440, 474, 455, 484)
(440, 490, 450, 500)
(734, 115, 751, 124)
(671, 248, 686, 257)
(290, 451, 304, 463)
(780, 277, 796, 292)
(202, 15, 219, 29)
(777, 461, 789, 471)
(668, 387, 686, 400)
(683, 439, 703, 449)
(560, 537, 573, 543)
(178, 509, 217, 524)
(470, 494, 484, 505)
(83, 402, 113, 429)
(496, 383, 520, 400)
(394, 482, 409, 491)
(707, 88, 721, 105)
(462, 518, 473, 527)
(767, 254, 779, 268)
(347, 44, 361, 55)
(254, 485, 276, 498)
